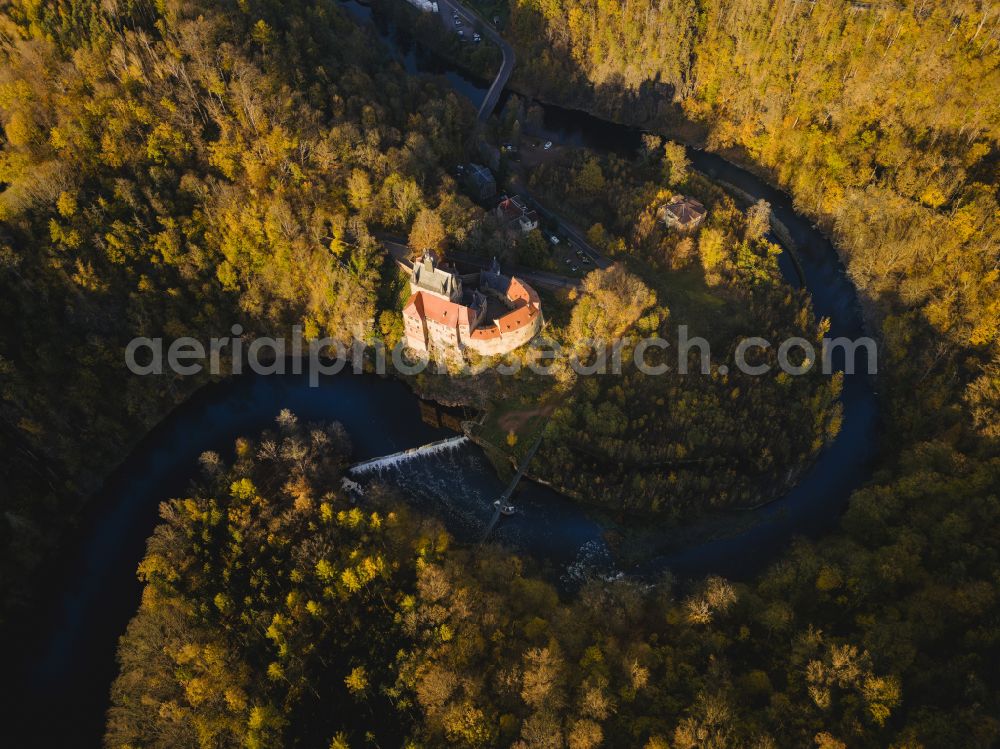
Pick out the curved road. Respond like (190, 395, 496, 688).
(509, 179, 612, 270)
(436, 0, 514, 121)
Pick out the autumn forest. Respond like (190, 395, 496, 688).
(1, 0, 999, 747)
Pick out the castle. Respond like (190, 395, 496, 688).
(402, 253, 543, 357)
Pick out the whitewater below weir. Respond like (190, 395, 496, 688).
(348, 435, 471, 475)
(344, 431, 617, 586)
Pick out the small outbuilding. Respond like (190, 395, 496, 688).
(465, 163, 496, 200)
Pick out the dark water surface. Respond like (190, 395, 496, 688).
(341, 0, 491, 108)
(12, 372, 610, 746)
(10, 3, 879, 745)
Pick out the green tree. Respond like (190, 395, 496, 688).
(663, 141, 689, 185)
(409, 208, 447, 254)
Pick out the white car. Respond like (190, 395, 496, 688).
(473, 32, 481, 42)
(543, 141, 553, 150)
(549, 234, 560, 245)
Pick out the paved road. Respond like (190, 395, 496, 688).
(436, 0, 514, 121)
(381, 236, 580, 292)
(509, 179, 613, 270)
(429, 4, 604, 272)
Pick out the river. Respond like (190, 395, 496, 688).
(11, 3, 879, 746)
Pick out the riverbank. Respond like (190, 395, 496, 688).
(391, 0, 880, 366)
(366, 0, 880, 347)
(1, 365, 221, 631)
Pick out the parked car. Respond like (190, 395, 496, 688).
(543, 141, 553, 150)
(454, 18, 462, 26)
(563, 258, 571, 265)
(581, 256, 591, 264)
(571, 265, 579, 272)
(548, 234, 560, 245)
(473, 32, 481, 42)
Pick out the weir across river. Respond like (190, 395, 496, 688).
(347, 435, 470, 475)
(346, 431, 544, 543)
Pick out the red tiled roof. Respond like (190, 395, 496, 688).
(497, 198, 521, 220)
(470, 324, 501, 339)
(507, 277, 539, 305)
(502, 311, 530, 331)
(403, 293, 423, 319)
(403, 292, 475, 329)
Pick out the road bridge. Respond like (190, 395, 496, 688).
(435, 0, 515, 121)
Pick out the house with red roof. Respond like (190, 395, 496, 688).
(495, 194, 539, 234)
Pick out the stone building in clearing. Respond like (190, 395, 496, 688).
(659, 194, 707, 231)
(403, 254, 542, 357)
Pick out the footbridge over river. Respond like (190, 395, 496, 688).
(480, 434, 544, 543)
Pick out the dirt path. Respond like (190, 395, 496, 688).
(497, 403, 554, 434)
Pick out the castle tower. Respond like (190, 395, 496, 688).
(411, 251, 462, 302)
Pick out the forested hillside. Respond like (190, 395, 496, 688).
(109, 413, 999, 748)
(2, 0, 999, 746)
(507, 0, 999, 438)
(495, 14, 1000, 739)
(524, 150, 842, 515)
(103, 2, 1000, 745)
(0, 0, 478, 626)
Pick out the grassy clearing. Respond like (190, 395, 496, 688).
(472, 387, 553, 459)
(621, 257, 749, 348)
